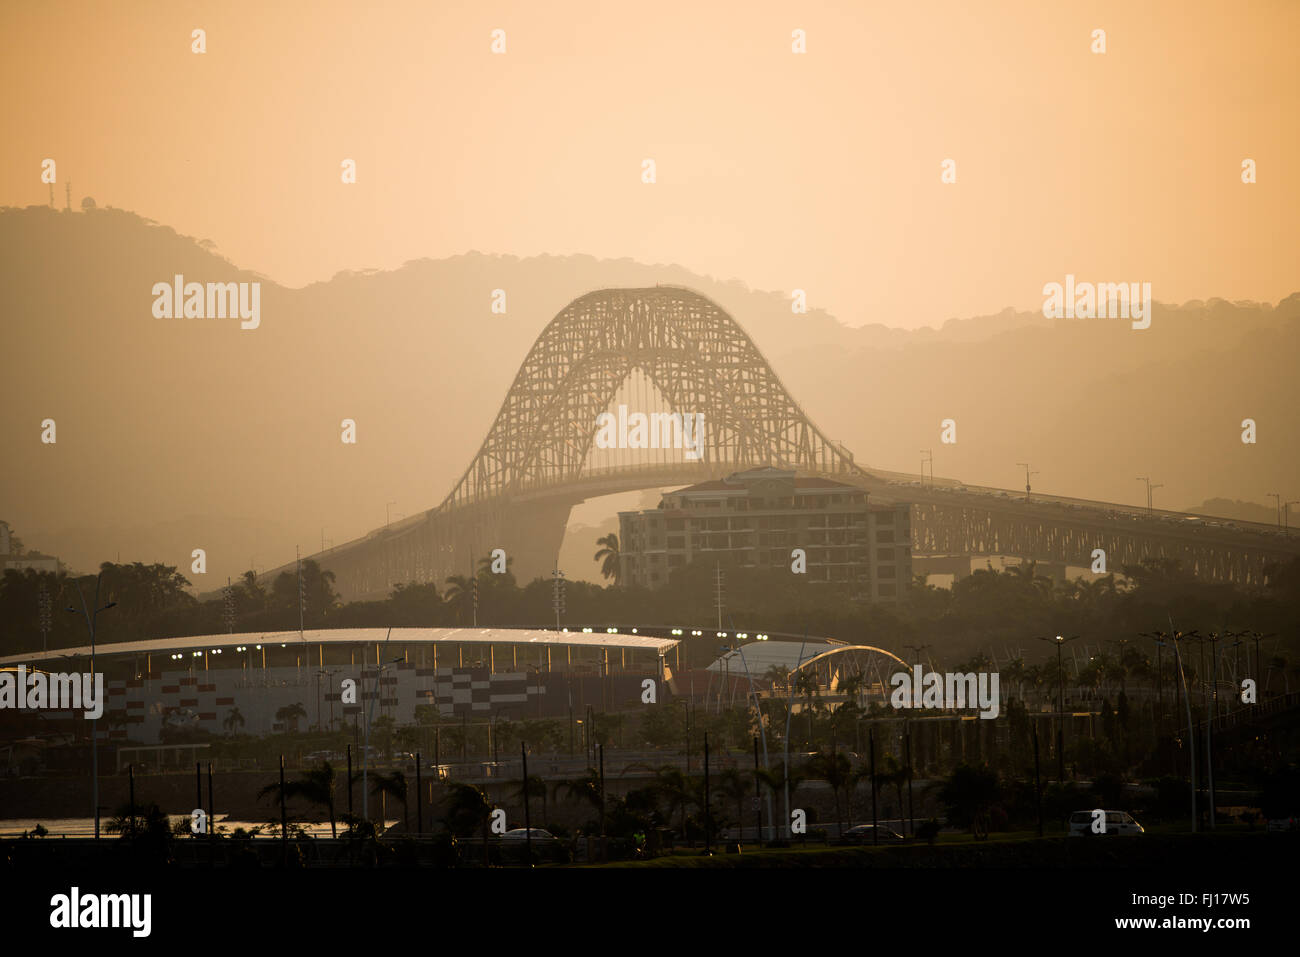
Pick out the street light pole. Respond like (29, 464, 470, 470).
(1036, 634, 1079, 782)
(1167, 626, 1200, 832)
(68, 574, 116, 840)
(1136, 476, 1163, 513)
(1016, 463, 1038, 503)
(363, 628, 399, 827)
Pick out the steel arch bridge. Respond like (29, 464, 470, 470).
(263, 286, 1300, 600)
(787, 645, 909, 707)
(441, 285, 866, 509)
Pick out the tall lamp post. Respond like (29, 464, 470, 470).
(1016, 463, 1039, 503)
(317, 668, 341, 731)
(1136, 476, 1163, 513)
(363, 628, 402, 827)
(1035, 634, 1079, 782)
(67, 574, 116, 840)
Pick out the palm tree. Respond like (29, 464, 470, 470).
(513, 774, 549, 828)
(283, 761, 339, 838)
(764, 664, 790, 696)
(259, 761, 339, 837)
(1003, 658, 1027, 702)
(274, 702, 307, 734)
(717, 768, 750, 840)
(937, 764, 1000, 840)
(757, 762, 805, 837)
(628, 763, 693, 843)
(222, 707, 245, 736)
(443, 575, 473, 624)
(809, 750, 853, 834)
(441, 782, 491, 839)
(593, 533, 621, 584)
(558, 770, 603, 817)
(878, 752, 908, 826)
(794, 671, 820, 745)
(371, 770, 408, 830)
(240, 570, 267, 611)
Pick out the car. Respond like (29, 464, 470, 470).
(1067, 809, 1144, 836)
(841, 824, 905, 844)
(500, 827, 558, 842)
(497, 827, 568, 863)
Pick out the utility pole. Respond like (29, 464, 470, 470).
(1267, 493, 1281, 529)
(1167, 625, 1200, 832)
(1136, 476, 1163, 513)
(296, 546, 305, 641)
(68, 575, 116, 839)
(919, 449, 932, 487)
(1016, 463, 1038, 503)
(363, 628, 398, 826)
(1036, 634, 1079, 782)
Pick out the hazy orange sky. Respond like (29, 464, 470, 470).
(3, 0, 1297, 328)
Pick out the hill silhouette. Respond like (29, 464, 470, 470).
(2, 204, 1296, 587)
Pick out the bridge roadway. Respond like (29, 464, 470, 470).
(258, 462, 1299, 601)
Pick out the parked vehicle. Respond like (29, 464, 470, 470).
(497, 827, 568, 863)
(840, 824, 905, 844)
(1067, 810, 1144, 836)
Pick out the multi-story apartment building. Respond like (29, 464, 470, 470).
(618, 467, 911, 600)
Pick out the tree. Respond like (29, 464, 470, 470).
(443, 575, 474, 625)
(808, 749, 853, 832)
(275, 702, 307, 734)
(441, 782, 491, 838)
(937, 764, 1001, 839)
(764, 664, 790, 696)
(240, 570, 267, 611)
(628, 763, 694, 843)
(717, 768, 751, 840)
(878, 753, 908, 825)
(371, 770, 408, 830)
(223, 707, 245, 736)
(514, 774, 549, 828)
(258, 761, 340, 838)
(558, 770, 603, 818)
(594, 533, 621, 584)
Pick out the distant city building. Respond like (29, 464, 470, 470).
(618, 467, 911, 600)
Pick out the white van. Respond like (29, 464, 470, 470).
(1068, 809, 1144, 836)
